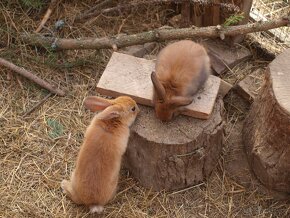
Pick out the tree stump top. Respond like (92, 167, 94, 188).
(132, 105, 223, 145)
(269, 48, 290, 113)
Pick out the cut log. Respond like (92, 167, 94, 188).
(243, 49, 290, 193)
(204, 39, 252, 74)
(124, 97, 224, 191)
(96, 52, 221, 119)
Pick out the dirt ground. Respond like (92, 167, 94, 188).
(0, 1, 289, 217)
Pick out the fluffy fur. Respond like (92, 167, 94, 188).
(152, 40, 211, 121)
(61, 96, 139, 213)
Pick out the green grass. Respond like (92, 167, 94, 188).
(46, 118, 64, 139)
(20, 0, 44, 9)
(223, 13, 245, 27)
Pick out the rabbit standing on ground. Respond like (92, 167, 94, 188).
(151, 40, 211, 121)
(61, 96, 140, 214)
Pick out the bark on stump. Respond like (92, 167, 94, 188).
(124, 98, 224, 191)
(243, 49, 290, 193)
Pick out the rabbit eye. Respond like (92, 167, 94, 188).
(131, 106, 136, 112)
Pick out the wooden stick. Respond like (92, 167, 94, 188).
(21, 17, 290, 51)
(0, 58, 65, 96)
(77, 0, 114, 21)
(75, 0, 240, 22)
(35, 0, 61, 33)
(23, 93, 53, 117)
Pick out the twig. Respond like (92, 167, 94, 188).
(21, 17, 290, 50)
(22, 93, 53, 117)
(35, 0, 62, 33)
(168, 182, 205, 195)
(76, 0, 114, 21)
(0, 57, 65, 96)
(75, 0, 240, 22)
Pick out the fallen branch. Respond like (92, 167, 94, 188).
(23, 93, 53, 117)
(35, 0, 62, 33)
(75, 0, 240, 22)
(21, 17, 290, 50)
(0, 58, 65, 96)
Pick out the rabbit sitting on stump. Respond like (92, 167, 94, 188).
(151, 40, 211, 121)
(61, 96, 139, 214)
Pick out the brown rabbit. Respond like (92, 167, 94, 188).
(61, 96, 139, 214)
(151, 40, 211, 121)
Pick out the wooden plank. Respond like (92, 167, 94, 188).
(235, 70, 264, 102)
(219, 79, 233, 97)
(181, 0, 191, 27)
(212, 0, 220, 25)
(96, 52, 221, 120)
(203, 5, 212, 26)
(205, 39, 252, 74)
(192, 5, 202, 27)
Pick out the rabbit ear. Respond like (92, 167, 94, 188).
(83, 96, 112, 112)
(168, 96, 194, 107)
(151, 71, 166, 101)
(98, 106, 121, 120)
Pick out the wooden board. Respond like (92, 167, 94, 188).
(205, 39, 252, 74)
(96, 52, 221, 119)
(212, 0, 220, 26)
(219, 79, 232, 97)
(235, 70, 264, 102)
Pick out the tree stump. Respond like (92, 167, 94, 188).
(124, 98, 224, 191)
(243, 49, 290, 193)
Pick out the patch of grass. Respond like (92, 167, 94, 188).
(46, 118, 64, 139)
(20, 0, 44, 9)
(223, 13, 245, 27)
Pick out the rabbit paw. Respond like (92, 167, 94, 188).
(90, 205, 104, 214)
(60, 179, 68, 194)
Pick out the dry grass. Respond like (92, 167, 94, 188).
(250, 0, 290, 55)
(1, 1, 290, 217)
